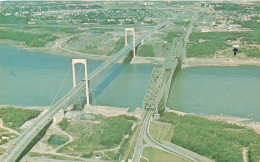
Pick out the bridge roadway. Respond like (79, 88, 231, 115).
(0, 21, 168, 162)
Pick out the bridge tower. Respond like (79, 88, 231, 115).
(72, 59, 90, 105)
(125, 28, 136, 58)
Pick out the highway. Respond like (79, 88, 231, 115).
(143, 111, 197, 162)
(133, 110, 197, 162)
(0, 21, 168, 162)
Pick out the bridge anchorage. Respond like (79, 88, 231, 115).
(143, 37, 185, 120)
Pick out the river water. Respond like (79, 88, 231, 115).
(0, 44, 154, 111)
(1, 44, 259, 119)
(167, 66, 260, 121)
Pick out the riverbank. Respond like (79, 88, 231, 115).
(2, 104, 259, 134)
(0, 105, 49, 111)
(0, 39, 164, 65)
(1, 40, 260, 66)
(165, 109, 260, 134)
(184, 57, 260, 67)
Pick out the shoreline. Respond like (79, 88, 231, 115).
(1, 104, 259, 134)
(166, 109, 260, 134)
(183, 57, 260, 67)
(0, 105, 49, 111)
(1, 40, 259, 66)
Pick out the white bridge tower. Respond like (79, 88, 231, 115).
(72, 59, 90, 105)
(125, 28, 136, 58)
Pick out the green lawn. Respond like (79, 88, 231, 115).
(141, 146, 188, 162)
(159, 112, 260, 162)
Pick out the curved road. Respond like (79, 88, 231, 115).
(133, 110, 197, 162)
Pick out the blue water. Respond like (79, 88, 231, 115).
(0, 44, 155, 110)
(0, 44, 103, 106)
(167, 66, 260, 121)
(2, 44, 259, 119)
(95, 63, 155, 111)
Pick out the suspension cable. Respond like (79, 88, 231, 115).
(50, 64, 72, 106)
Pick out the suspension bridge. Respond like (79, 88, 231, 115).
(0, 21, 168, 162)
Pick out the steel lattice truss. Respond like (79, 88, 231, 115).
(143, 68, 165, 112)
(143, 37, 185, 113)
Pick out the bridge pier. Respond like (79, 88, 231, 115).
(72, 59, 90, 105)
(125, 28, 135, 58)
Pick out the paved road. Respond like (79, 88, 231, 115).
(132, 111, 150, 162)
(133, 110, 197, 162)
(0, 21, 168, 162)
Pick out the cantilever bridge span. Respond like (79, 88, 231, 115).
(143, 37, 185, 116)
(0, 21, 168, 162)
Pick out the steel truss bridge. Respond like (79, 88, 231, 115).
(143, 37, 185, 115)
(0, 21, 168, 162)
(133, 13, 199, 162)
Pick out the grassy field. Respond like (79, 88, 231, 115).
(188, 19, 260, 58)
(0, 147, 5, 155)
(141, 146, 188, 162)
(0, 27, 58, 47)
(0, 107, 40, 130)
(149, 121, 174, 143)
(0, 128, 7, 133)
(0, 24, 82, 48)
(57, 115, 136, 154)
(159, 112, 260, 162)
(249, 144, 260, 162)
(137, 44, 155, 57)
(187, 32, 238, 57)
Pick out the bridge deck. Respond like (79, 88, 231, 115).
(0, 21, 168, 162)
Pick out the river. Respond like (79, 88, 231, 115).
(0, 44, 155, 111)
(167, 66, 260, 121)
(1, 44, 259, 120)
